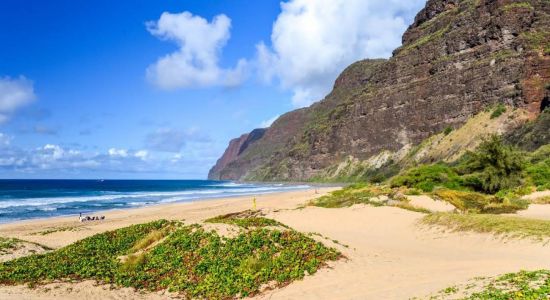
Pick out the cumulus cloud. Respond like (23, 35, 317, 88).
(0, 142, 220, 178)
(108, 148, 129, 158)
(134, 150, 149, 160)
(0, 76, 36, 123)
(256, 0, 425, 107)
(146, 11, 247, 89)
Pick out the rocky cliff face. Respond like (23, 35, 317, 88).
(209, 0, 550, 181)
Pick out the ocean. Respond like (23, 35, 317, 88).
(0, 180, 310, 224)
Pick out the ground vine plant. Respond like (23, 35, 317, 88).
(0, 218, 340, 299)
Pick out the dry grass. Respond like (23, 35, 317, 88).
(433, 189, 528, 214)
(391, 202, 432, 214)
(130, 229, 168, 253)
(530, 196, 550, 205)
(422, 213, 550, 241)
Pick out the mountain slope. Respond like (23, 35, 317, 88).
(209, 0, 550, 181)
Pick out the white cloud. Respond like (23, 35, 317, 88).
(257, 0, 425, 107)
(108, 148, 128, 158)
(259, 115, 280, 128)
(146, 11, 247, 89)
(42, 144, 64, 160)
(134, 150, 149, 160)
(0, 76, 36, 123)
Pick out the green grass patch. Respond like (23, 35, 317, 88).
(31, 226, 83, 236)
(0, 219, 340, 299)
(432, 270, 550, 299)
(501, 2, 534, 12)
(308, 184, 392, 208)
(390, 202, 432, 214)
(401, 25, 450, 53)
(422, 213, 550, 240)
(0, 238, 21, 254)
(522, 31, 550, 55)
(490, 104, 507, 119)
(204, 210, 288, 229)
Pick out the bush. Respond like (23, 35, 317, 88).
(390, 163, 464, 192)
(443, 126, 453, 135)
(490, 104, 506, 119)
(525, 145, 550, 190)
(457, 135, 525, 194)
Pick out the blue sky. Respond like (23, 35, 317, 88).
(0, 0, 425, 179)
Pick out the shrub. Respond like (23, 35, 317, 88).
(443, 126, 453, 135)
(490, 104, 506, 119)
(457, 135, 525, 194)
(525, 145, 550, 190)
(390, 163, 464, 192)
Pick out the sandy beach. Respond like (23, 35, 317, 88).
(1, 187, 549, 299)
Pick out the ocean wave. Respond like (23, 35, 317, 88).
(0, 184, 310, 210)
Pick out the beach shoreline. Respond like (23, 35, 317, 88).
(0, 187, 338, 249)
(1, 187, 549, 300)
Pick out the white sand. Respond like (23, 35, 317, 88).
(1, 187, 549, 300)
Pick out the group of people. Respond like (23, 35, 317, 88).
(79, 213, 105, 222)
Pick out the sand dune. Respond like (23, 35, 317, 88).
(1, 188, 549, 300)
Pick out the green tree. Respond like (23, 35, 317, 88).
(459, 135, 525, 193)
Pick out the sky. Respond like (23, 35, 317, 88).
(0, 0, 426, 179)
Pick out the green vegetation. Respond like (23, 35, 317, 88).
(0, 238, 21, 254)
(443, 126, 453, 136)
(308, 184, 392, 208)
(433, 189, 528, 214)
(522, 30, 550, 55)
(525, 145, 550, 190)
(456, 135, 525, 194)
(422, 213, 550, 240)
(391, 202, 432, 214)
(490, 104, 507, 119)
(204, 210, 288, 229)
(501, 2, 534, 12)
(431, 270, 550, 300)
(390, 163, 465, 193)
(466, 270, 550, 300)
(401, 25, 450, 53)
(0, 218, 340, 299)
(31, 226, 83, 236)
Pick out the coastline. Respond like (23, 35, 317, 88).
(1, 187, 549, 300)
(0, 187, 339, 249)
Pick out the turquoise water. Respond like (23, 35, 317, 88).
(0, 180, 309, 223)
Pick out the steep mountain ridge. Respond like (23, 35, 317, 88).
(209, 0, 550, 181)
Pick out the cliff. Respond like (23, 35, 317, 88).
(209, 0, 550, 181)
